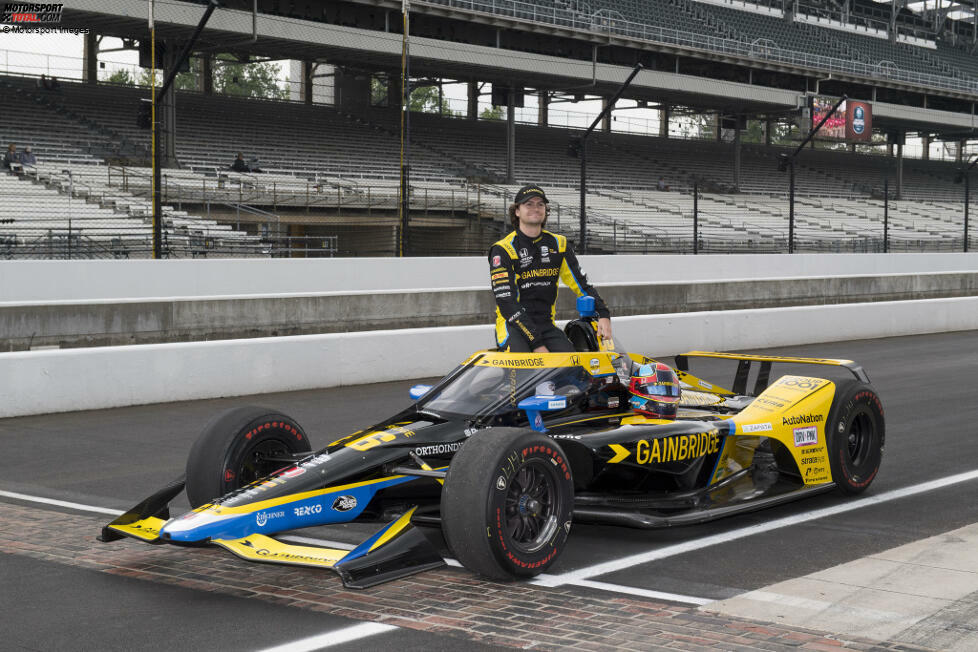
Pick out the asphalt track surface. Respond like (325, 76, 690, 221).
(2, 330, 977, 650)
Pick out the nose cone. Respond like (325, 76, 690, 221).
(161, 508, 239, 542)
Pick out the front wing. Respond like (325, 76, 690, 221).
(100, 476, 445, 589)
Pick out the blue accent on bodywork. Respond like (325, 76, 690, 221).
(162, 475, 417, 542)
(706, 420, 737, 481)
(518, 395, 568, 433)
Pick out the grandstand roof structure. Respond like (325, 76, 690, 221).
(57, 0, 978, 139)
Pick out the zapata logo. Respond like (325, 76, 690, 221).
(1, 3, 64, 23)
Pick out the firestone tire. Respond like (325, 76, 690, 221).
(185, 406, 311, 508)
(441, 428, 574, 581)
(826, 380, 884, 495)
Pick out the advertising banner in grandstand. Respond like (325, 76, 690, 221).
(846, 101, 872, 142)
(810, 96, 872, 142)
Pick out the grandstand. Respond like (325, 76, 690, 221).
(2, 0, 977, 257)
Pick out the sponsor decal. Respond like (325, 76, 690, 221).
(634, 431, 721, 464)
(496, 476, 506, 490)
(754, 397, 786, 409)
(224, 468, 235, 482)
(331, 496, 358, 512)
(741, 422, 773, 433)
(483, 357, 546, 368)
(293, 504, 323, 517)
(589, 358, 600, 369)
(491, 272, 508, 281)
(515, 268, 559, 281)
(533, 413, 544, 430)
(552, 434, 581, 439)
(304, 453, 331, 467)
(783, 413, 824, 426)
(256, 510, 285, 527)
(252, 547, 335, 563)
(492, 255, 501, 266)
(280, 467, 305, 478)
(608, 397, 619, 408)
(775, 377, 824, 390)
(414, 442, 463, 456)
(793, 425, 819, 447)
(805, 465, 829, 481)
(700, 381, 713, 390)
(547, 399, 566, 410)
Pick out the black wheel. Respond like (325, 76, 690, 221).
(441, 428, 574, 580)
(185, 406, 311, 508)
(826, 380, 884, 495)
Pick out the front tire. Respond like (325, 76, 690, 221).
(441, 428, 574, 580)
(826, 381, 884, 495)
(185, 406, 311, 508)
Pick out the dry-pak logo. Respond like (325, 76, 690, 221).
(1, 3, 64, 23)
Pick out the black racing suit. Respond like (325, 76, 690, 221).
(489, 228, 610, 351)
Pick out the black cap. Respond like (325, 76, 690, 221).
(514, 184, 549, 205)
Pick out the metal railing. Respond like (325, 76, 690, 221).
(419, 0, 978, 96)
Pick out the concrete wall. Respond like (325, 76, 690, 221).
(2, 296, 976, 418)
(3, 253, 978, 301)
(4, 271, 978, 350)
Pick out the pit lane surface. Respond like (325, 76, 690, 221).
(2, 331, 977, 650)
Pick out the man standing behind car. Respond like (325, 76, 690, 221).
(489, 184, 612, 352)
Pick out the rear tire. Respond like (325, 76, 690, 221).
(826, 381, 884, 495)
(185, 406, 311, 508)
(441, 428, 574, 580)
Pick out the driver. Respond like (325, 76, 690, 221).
(489, 184, 612, 353)
(627, 362, 681, 420)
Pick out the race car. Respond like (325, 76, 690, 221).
(101, 299, 884, 588)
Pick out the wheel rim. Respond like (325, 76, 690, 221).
(234, 439, 291, 487)
(846, 411, 874, 467)
(503, 459, 560, 554)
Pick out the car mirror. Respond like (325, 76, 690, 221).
(409, 384, 433, 400)
(576, 295, 596, 318)
(517, 395, 568, 433)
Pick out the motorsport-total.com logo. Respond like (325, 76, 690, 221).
(1, 3, 62, 24)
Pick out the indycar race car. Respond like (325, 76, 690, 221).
(102, 299, 884, 588)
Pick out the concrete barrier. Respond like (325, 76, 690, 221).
(3, 253, 978, 301)
(5, 270, 978, 350)
(3, 296, 976, 418)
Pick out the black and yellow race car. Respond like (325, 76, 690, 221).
(102, 303, 884, 588)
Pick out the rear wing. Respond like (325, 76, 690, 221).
(674, 351, 870, 397)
